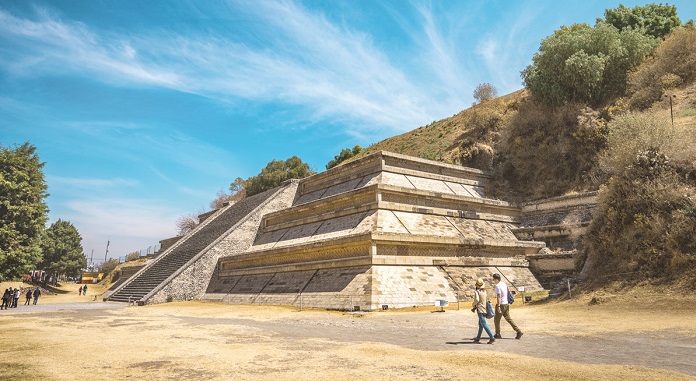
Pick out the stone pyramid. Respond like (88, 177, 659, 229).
(205, 151, 545, 310)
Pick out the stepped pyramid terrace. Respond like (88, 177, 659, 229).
(107, 151, 596, 310)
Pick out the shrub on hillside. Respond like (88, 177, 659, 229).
(586, 151, 696, 281)
(522, 22, 657, 107)
(586, 110, 696, 284)
(493, 101, 603, 200)
(599, 111, 696, 177)
(628, 27, 696, 109)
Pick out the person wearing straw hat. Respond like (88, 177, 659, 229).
(471, 278, 495, 344)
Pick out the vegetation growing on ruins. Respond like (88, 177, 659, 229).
(235, 156, 315, 197)
(346, 4, 696, 286)
(521, 22, 657, 107)
(602, 3, 682, 39)
(326, 145, 363, 170)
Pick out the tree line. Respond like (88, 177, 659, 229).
(0, 143, 86, 283)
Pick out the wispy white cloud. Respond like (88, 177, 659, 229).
(48, 176, 139, 189)
(0, 8, 180, 87)
(56, 197, 180, 257)
(0, 2, 474, 135)
(475, 4, 547, 93)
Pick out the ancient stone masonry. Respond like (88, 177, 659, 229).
(109, 151, 595, 309)
(207, 151, 547, 310)
(512, 192, 598, 285)
(106, 183, 299, 304)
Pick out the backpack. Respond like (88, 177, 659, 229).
(485, 300, 495, 319)
(508, 290, 515, 304)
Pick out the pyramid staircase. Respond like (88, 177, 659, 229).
(107, 187, 281, 304)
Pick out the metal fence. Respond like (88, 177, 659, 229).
(117, 244, 161, 263)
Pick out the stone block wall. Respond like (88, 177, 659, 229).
(145, 182, 299, 304)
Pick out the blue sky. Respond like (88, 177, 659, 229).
(2, 1, 695, 262)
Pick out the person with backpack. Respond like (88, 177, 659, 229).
(32, 287, 41, 305)
(471, 278, 495, 344)
(493, 273, 523, 339)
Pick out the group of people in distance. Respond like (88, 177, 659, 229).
(77, 284, 88, 296)
(1, 287, 41, 309)
(471, 273, 523, 344)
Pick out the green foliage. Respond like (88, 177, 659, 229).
(601, 3, 681, 39)
(472, 83, 498, 104)
(522, 22, 657, 106)
(326, 145, 362, 170)
(628, 27, 696, 109)
(0, 142, 49, 281)
(244, 156, 315, 197)
(40, 219, 86, 281)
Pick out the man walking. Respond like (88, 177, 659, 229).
(24, 289, 32, 305)
(32, 287, 41, 305)
(493, 273, 523, 339)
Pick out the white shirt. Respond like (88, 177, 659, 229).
(495, 282, 509, 305)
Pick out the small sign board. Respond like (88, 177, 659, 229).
(435, 299, 449, 307)
(517, 286, 525, 292)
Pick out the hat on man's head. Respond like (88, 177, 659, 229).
(475, 278, 484, 288)
(492, 273, 501, 281)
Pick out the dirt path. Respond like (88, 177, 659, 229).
(1, 298, 694, 380)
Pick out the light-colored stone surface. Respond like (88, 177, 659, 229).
(381, 171, 416, 189)
(392, 211, 461, 237)
(145, 183, 300, 304)
(130, 151, 585, 309)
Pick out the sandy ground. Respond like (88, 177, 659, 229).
(1, 283, 695, 381)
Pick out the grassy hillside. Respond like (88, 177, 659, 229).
(347, 27, 696, 287)
(350, 30, 696, 202)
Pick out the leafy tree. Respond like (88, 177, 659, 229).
(245, 156, 315, 196)
(521, 22, 657, 107)
(228, 177, 247, 202)
(326, 145, 363, 169)
(40, 219, 86, 284)
(601, 3, 681, 39)
(0, 142, 49, 281)
(472, 83, 498, 104)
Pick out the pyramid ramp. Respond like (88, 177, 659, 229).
(106, 182, 298, 304)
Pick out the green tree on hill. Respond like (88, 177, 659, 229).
(601, 3, 681, 39)
(223, 156, 316, 201)
(326, 146, 362, 170)
(40, 219, 86, 284)
(0, 142, 49, 281)
(521, 22, 657, 106)
(244, 156, 315, 196)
